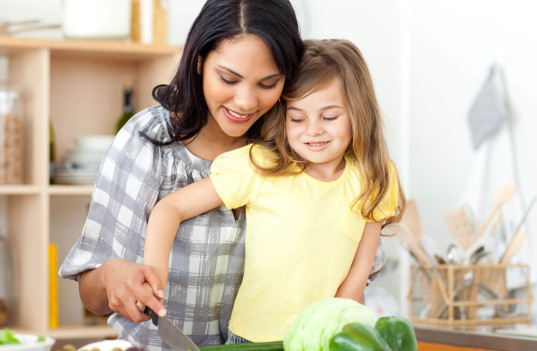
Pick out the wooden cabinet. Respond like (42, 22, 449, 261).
(0, 36, 179, 340)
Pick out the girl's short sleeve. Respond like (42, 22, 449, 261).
(210, 145, 259, 210)
(370, 161, 401, 222)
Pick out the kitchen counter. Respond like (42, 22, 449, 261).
(415, 325, 537, 350)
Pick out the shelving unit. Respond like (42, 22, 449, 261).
(0, 36, 180, 340)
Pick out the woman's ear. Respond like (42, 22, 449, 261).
(197, 57, 202, 74)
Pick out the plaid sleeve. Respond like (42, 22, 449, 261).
(59, 108, 166, 280)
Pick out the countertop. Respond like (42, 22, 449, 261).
(415, 325, 537, 350)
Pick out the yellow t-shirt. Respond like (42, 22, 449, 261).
(209, 145, 399, 342)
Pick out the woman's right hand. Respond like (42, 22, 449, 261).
(79, 258, 166, 323)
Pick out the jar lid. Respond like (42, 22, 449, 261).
(0, 90, 18, 115)
(0, 90, 18, 99)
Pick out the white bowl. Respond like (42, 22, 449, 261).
(0, 334, 55, 351)
(76, 135, 115, 151)
(77, 340, 132, 351)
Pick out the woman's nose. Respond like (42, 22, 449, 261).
(234, 86, 257, 111)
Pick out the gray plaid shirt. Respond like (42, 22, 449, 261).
(59, 106, 385, 349)
(59, 106, 246, 348)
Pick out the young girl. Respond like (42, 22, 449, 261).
(144, 39, 405, 343)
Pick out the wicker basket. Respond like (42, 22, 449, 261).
(408, 263, 533, 328)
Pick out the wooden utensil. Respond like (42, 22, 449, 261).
(498, 195, 536, 264)
(499, 229, 527, 264)
(399, 199, 434, 264)
(474, 183, 515, 242)
(444, 205, 475, 251)
(401, 199, 423, 240)
(395, 224, 431, 264)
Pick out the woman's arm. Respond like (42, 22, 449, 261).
(144, 177, 224, 289)
(335, 222, 382, 304)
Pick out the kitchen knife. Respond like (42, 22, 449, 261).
(144, 307, 200, 351)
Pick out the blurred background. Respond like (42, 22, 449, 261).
(1, 0, 536, 330)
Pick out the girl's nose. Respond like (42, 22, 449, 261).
(306, 120, 324, 136)
(234, 86, 257, 111)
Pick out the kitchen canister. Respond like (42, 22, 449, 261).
(0, 58, 23, 185)
(62, 0, 132, 40)
(0, 235, 14, 326)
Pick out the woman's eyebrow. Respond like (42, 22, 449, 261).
(217, 65, 282, 80)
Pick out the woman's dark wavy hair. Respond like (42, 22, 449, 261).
(151, 0, 303, 144)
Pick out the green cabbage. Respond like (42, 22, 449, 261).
(283, 298, 378, 351)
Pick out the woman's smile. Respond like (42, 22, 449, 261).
(223, 106, 255, 122)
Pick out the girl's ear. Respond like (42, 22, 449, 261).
(197, 56, 202, 74)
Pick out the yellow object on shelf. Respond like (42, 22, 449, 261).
(49, 243, 58, 329)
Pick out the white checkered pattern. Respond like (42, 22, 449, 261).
(59, 107, 246, 348)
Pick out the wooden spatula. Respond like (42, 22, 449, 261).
(474, 183, 515, 242)
(444, 205, 475, 251)
(499, 229, 526, 264)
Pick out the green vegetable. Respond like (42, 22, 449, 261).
(329, 323, 391, 351)
(0, 329, 20, 345)
(374, 316, 417, 351)
(283, 298, 378, 351)
(37, 335, 46, 342)
(199, 341, 284, 350)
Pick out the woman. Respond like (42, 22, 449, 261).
(59, 0, 383, 348)
(60, 0, 302, 348)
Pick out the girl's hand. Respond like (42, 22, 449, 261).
(100, 258, 166, 322)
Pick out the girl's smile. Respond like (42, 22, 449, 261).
(305, 141, 330, 151)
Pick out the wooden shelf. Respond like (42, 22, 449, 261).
(48, 185, 95, 196)
(1, 37, 180, 341)
(0, 36, 180, 59)
(47, 325, 118, 340)
(0, 185, 42, 195)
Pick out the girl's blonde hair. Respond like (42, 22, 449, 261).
(252, 39, 405, 226)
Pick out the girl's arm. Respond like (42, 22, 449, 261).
(335, 222, 382, 304)
(144, 177, 224, 293)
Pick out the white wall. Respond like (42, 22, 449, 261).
(4, 0, 537, 318)
(408, 0, 537, 266)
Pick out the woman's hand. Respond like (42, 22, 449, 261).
(79, 258, 166, 323)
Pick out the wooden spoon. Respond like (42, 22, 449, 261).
(401, 199, 423, 240)
(474, 183, 515, 242)
(395, 223, 431, 264)
(499, 229, 526, 264)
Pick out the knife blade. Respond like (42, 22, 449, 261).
(144, 307, 200, 351)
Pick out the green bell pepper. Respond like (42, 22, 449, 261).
(374, 316, 417, 351)
(329, 323, 392, 351)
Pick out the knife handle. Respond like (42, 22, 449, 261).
(144, 306, 159, 326)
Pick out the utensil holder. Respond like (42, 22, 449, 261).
(408, 263, 533, 328)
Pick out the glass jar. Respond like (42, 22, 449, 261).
(0, 235, 14, 326)
(0, 83, 23, 184)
